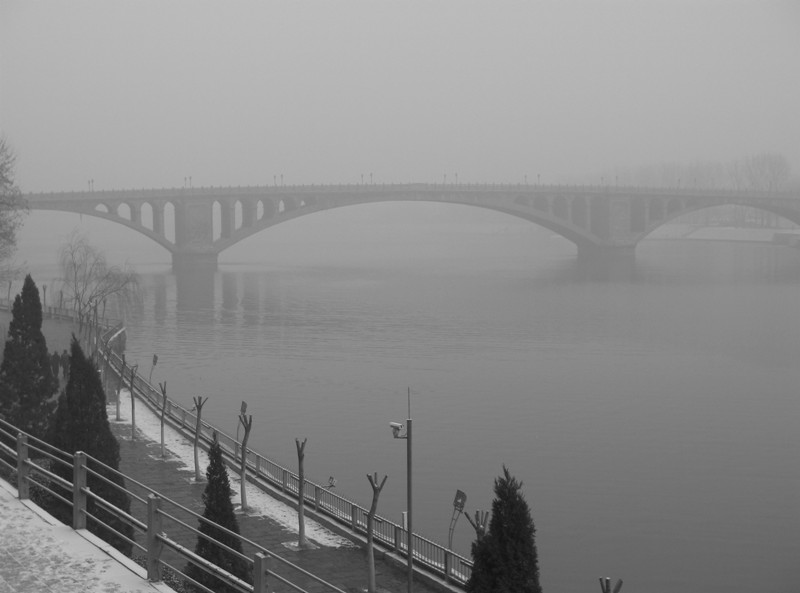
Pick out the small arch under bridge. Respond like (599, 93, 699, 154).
(24, 183, 800, 270)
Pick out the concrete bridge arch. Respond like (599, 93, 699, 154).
(24, 184, 800, 270)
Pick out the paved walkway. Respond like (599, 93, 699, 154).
(111, 412, 447, 593)
(0, 480, 174, 593)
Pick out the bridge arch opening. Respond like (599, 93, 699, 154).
(234, 200, 243, 230)
(257, 200, 264, 221)
(571, 196, 588, 229)
(140, 202, 154, 231)
(219, 199, 569, 267)
(117, 203, 132, 221)
(552, 196, 568, 219)
(95, 204, 110, 214)
(212, 200, 222, 241)
(164, 202, 175, 244)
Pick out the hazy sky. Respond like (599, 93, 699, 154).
(1, 1, 798, 192)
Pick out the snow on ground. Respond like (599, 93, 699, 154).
(0, 478, 175, 593)
(109, 391, 353, 548)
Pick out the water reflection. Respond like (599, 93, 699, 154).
(124, 240, 800, 593)
(174, 263, 216, 315)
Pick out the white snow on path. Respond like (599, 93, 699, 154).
(109, 390, 353, 549)
(0, 479, 175, 593)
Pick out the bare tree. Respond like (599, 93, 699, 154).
(58, 230, 140, 335)
(743, 152, 791, 191)
(0, 135, 27, 278)
(366, 472, 388, 593)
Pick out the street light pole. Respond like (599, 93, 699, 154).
(391, 398, 413, 593)
(406, 416, 413, 593)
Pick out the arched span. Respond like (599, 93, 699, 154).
(24, 185, 800, 263)
(631, 200, 800, 244)
(212, 192, 604, 254)
(25, 201, 176, 251)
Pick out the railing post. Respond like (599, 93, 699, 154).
(351, 503, 358, 532)
(281, 469, 288, 492)
(181, 408, 186, 428)
(16, 434, 29, 500)
(146, 494, 163, 582)
(255, 455, 261, 476)
(314, 485, 321, 511)
(73, 452, 88, 529)
(393, 524, 401, 552)
(253, 552, 270, 593)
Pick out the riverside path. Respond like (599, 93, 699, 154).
(109, 396, 451, 593)
(0, 478, 174, 593)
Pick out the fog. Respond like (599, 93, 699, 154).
(2, 1, 799, 192)
(3, 4, 800, 592)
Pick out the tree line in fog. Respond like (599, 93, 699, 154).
(599, 152, 793, 191)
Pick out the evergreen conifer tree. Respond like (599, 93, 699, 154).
(185, 433, 251, 593)
(467, 465, 542, 593)
(47, 336, 133, 556)
(0, 275, 57, 439)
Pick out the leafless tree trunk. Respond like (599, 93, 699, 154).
(115, 354, 126, 421)
(238, 413, 253, 511)
(296, 438, 309, 548)
(366, 472, 388, 593)
(192, 396, 208, 482)
(128, 364, 138, 440)
(159, 382, 168, 458)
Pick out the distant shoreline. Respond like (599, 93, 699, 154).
(645, 225, 799, 244)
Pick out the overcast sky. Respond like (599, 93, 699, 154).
(1, 1, 798, 192)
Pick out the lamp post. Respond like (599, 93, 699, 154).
(448, 489, 467, 549)
(390, 407, 413, 593)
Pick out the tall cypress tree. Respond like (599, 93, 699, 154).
(47, 336, 133, 556)
(0, 274, 57, 440)
(467, 465, 542, 593)
(185, 433, 251, 593)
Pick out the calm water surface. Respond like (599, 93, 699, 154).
(18, 212, 800, 593)
(118, 231, 799, 593)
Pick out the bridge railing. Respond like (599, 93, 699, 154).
(25, 182, 799, 200)
(102, 345, 473, 588)
(0, 417, 350, 593)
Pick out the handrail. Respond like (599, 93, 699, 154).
(0, 416, 347, 593)
(102, 345, 473, 587)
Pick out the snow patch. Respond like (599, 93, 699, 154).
(109, 391, 353, 548)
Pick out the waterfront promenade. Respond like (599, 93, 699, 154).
(109, 397, 446, 593)
(0, 309, 455, 593)
(0, 478, 174, 593)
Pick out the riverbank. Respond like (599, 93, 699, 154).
(646, 224, 799, 242)
(1, 311, 451, 593)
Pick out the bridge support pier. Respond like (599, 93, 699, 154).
(172, 252, 219, 274)
(576, 245, 637, 280)
(171, 253, 218, 312)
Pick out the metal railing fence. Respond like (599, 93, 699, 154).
(0, 416, 348, 593)
(102, 345, 473, 587)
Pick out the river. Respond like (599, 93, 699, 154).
(15, 207, 800, 592)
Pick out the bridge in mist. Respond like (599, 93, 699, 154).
(24, 183, 800, 270)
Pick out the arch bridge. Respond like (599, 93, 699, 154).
(24, 183, 800, 270)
